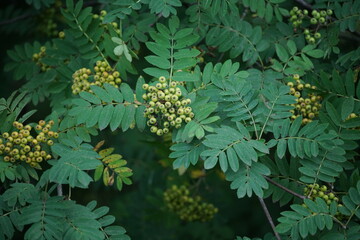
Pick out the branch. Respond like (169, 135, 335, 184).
(339, 31, 360, 42)
(258, 197, 282, 240)
(265, 176, 307, 200)
(294, 0, 312, 9)
(57, 184, 63, 196)
(0, 13, 33, 26)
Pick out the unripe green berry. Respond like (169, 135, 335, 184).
(149, 117, 157, 124)
(185, 117, 192, 123)
(164, 95, 171, 102)
(159, 76, 166, 83)
(158, 92, 165, 99)
(175, 118, 182, 124)
(308, 38, 316, 44)
(150, 126, 158, 133)
(171, 95, 178, 102)
(156, 129, 163, 136)
(165, 102, 172, 108)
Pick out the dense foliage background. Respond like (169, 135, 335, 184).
(0, 0, 359, 240)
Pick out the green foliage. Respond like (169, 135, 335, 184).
(26, 0, 56, 10)
(0, 6, 35, 35)
(144, 15, 199, 80)
(1, 0, 360, 239)
(100, 0, 142, 21)
(0, 185, 130, 240)
(61, 0, 106, 60)
(48, 141, 101, 188)
(333, 1, 360, 32)
(276, 198, 337, 239)
(69, 83, 143, 132)
(339, 181, 360, 221)
(144, 0, 182, 18)
(262, 156, 302, 206)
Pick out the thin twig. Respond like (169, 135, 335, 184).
(265, 176, 307, 200)
(57, 184, 63, 196)
(0, 13, 33, 26)
(83, 1, 100, 7)
(333, 216, 347, 229)
(217, 52, 224, 62)
(294, 0, 312, 9)
(258, 197, 282, 240)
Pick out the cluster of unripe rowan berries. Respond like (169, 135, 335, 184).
(163, 185, 218, 222)
(71, 60, 121, 95)
(32, 46, 50, 72)
(0, 120, 58, 168)
(289, 7, 333, 44)
(36, 0, 62, 37)
(288, 74, 322, 125)
(93, 10, 121, 35)
(304, 184, 339, 204)
(142, 76, 194, 136)
(303, 183, 346, 220)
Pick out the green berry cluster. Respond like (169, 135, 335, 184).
(142, 76, 194, 136)
(32, 46, 50, 72)
(163, 185, 218, 222)
(0, 120, 58, 168)
(303, 183, 346, 220)
(93, 10, 121, 35)
(303, 28, 322, 45)
(71, 60, 122, 95)
(288, 74, 322, 125)
(289, 7, 333, 44)
(36, 0, 62, 37)
(304, 184, 339, 203)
